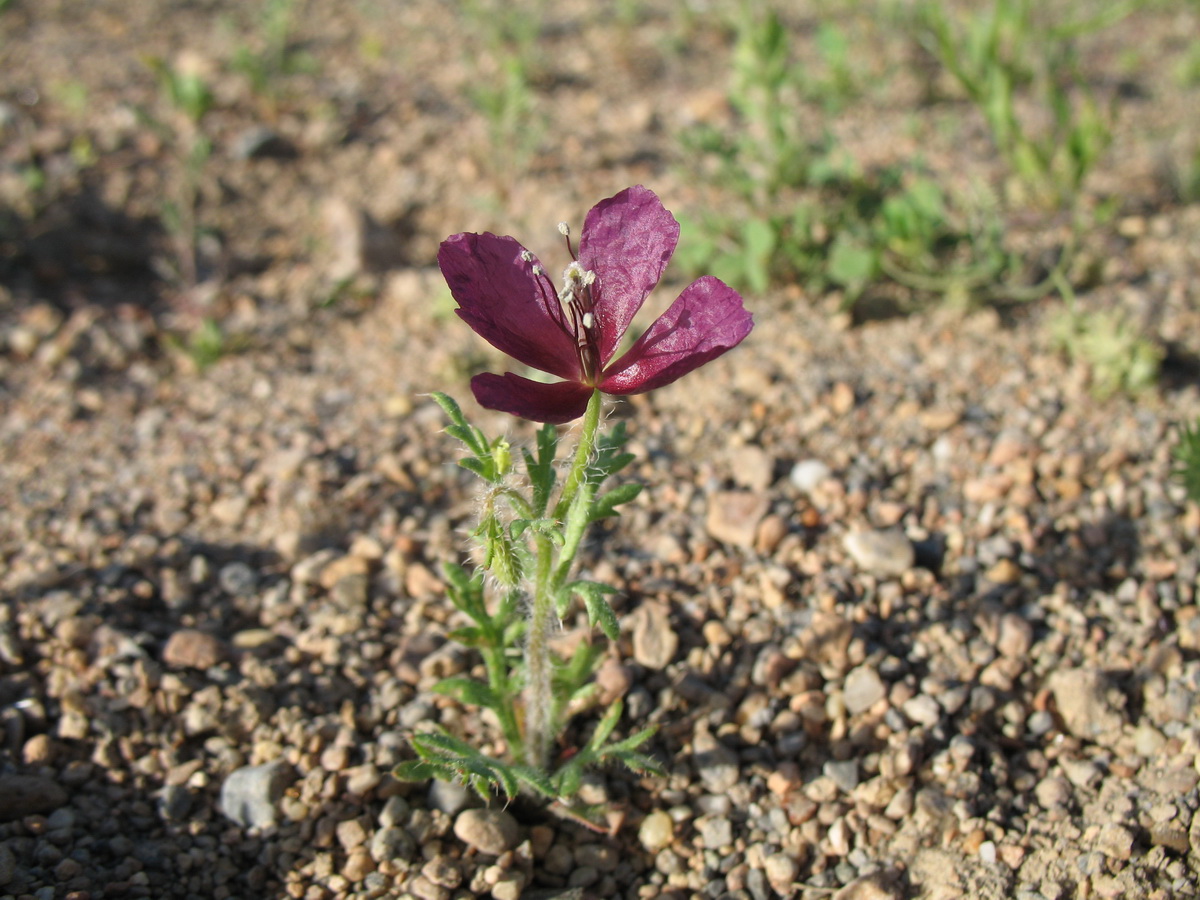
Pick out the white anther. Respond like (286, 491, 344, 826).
(520, 250, 533, 262)
(557, 222, 570, 237)
(582, 312, 594, 329)
(531, 265, 542, 276)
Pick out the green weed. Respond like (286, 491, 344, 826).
(1172, 419, 1200, 503)
(1049, 303, 1162, 398)
(912, 0, 1129, 209)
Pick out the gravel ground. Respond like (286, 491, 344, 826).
(3, 2, 1200, 899)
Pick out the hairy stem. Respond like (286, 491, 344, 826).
(525, 389, 602, 770)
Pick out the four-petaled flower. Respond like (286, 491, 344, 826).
(438, 185, 754, 424)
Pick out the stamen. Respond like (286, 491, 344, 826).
(520, 250, 533, 263)
(557, 222, 569, 237)
(582, 312, 594, 329)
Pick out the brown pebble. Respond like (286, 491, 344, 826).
(162, 629, 226, 670)
(23, 734, 55, 766)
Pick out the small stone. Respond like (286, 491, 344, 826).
(231, 125, 295, 160)
(421, 857, 462, 888)
(1048, 668, 1125, 741)
(638, 810, 674, 852)
(218, 561, 258, 595)
(345, 764, 381, 796)
(219, 760, 293, 830)
(832, 873, 903, 900)
(693, 729, 739, 793)
(902, 695, 940, 727)
(843, 665, 887, 715)
(729, 444, 774, 491)
(823, 759, 859, 793)
(631, 600, 678, 670)
(0, 843, 15, 885)
(0, 774, 68, 821)
(1034, 776, 1071, 810)
(370, 825, 415, 863)
(764, 853, 797, 891)
(429, 778, 472, 815)
(790, 459, 832, 494)
(698, 816, 733, 849)
(337, 818, 367, 850)
(706, 490, 770, 548)
(997, 614, 1034, 658)
(342, 846, 375, 882)
(23, 733, 55, 765)
(574, 843, 619, 871)
(1094, 823, 1134, 860)
(162, 629, 226, 669)
(453, 808, 520, 856)
(595, 658, 633, 704)
(843, 529, 914, 577)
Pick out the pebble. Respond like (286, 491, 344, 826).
(1048, 668, 1126, 741)
(790, 459, 832, 494)
(843, 529, 914, 577)
(693, 729, 740, 793)
(162, 628, 227, 669)
(638, 810, 674, 852)
(698, 816, 733, 849)
(452, 808, 519, 856)
(0, 774, 68, 821)
(428, 779, 471, 815)
(843, 665, 887, 715)
(0, 843, 14, 885)
(706, 490, 769, 548)
(631, 600, 678, 669)
(219, 760, 293, 830)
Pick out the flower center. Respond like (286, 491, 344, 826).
(556, 224, 601, 384)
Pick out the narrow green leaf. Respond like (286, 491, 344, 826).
(587, 700, 623, 753)
(590, 482, 642, 521)
(432, 677, 500, 710)
(608, 749, 664, 775)
(512, 763, 557, 798)
(554, 759, 583, 799)
(567, 581, 621, 641)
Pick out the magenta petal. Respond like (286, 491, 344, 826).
(577, 186, 680, 366)
(440, 233, 581, 380)
(599, 276, 753, 395)
(471, 372, 594, 424)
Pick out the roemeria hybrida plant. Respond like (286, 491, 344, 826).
(397, 187, 752, 819)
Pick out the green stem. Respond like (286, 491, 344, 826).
(555, 390, 602, 519)
(525, 389, 602, 772)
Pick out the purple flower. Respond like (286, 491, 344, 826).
(438, 185, 754, 424)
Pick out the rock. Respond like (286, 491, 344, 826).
(824, 759, 860, 793)
(729, 444, 774, 491)
(843, 665, 887, 715)
(429, 778, 472, 815)
(765, 852, 798, 892)
(631, 600, 677, 670)
(230, 125, 296, 160)
(789, 459, 832, 494)
(1047, 668, 1125, 742)
(162, 628, 227, 669)
(638, 810, 674, 852)
(453, 808, 520, 856)
(705, 490, 769, 548)
(0, 842, 15, 885)
(219, 760, 293, 830)
(0, 774, 68, 821)
(697, 816, 732, 850)
(693, 729, 739, 793)
(1094, 823, 1135, 860)
(833, 873, 903, 900)
(843, 529, 914, 577)
(997, 613, 1034, 658)
(371, 825, 415, 863)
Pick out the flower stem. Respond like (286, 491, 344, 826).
(525, 389, 602, 771)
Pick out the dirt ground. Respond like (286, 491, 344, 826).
(2, 2, 1200, 899)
